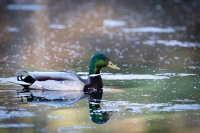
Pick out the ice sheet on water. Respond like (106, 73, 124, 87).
(143, 40, 200, 48)
(122, 27, 175, 33)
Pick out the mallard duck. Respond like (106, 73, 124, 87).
(17, 54, 120, 91)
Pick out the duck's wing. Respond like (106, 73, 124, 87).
(17, 71, 83, 89)
(28, 72, 79, 81)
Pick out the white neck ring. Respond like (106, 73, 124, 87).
(89, 74, 101, 77)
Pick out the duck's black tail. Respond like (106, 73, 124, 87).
(16, 71, 36, 88)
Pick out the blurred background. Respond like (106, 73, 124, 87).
(0, 0, 200, 76)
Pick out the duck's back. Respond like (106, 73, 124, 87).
(29, 72, 79, 81)
(19, 72, 86, 91)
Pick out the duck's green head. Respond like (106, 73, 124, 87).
(89, 54, 120, 75)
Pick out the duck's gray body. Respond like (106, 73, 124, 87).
(19, 72, 86, 91)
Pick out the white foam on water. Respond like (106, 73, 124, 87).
(122, 27, 175, 33)
(103, 19, 127, 27)
(143, 40, 200, 48)
(7, 4, 46, 11)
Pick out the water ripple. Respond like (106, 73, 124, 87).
(0, 123, 34, 128)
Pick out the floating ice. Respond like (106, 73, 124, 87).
(7, 4, 46, 11)
(122, 27, 175, 33)
(49, 24, 66, 30)
(143, 40, 200, 48)
(103, 19, 127, 27)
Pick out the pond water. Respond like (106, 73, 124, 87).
(0, 0, 200, 133)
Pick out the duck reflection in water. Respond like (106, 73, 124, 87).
(88, 88, 116, 124)
(17, 88, 116, 124)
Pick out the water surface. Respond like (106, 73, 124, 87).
(0, 0, 200, 133)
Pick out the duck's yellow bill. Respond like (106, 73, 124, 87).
(107, 61, 121, 70)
